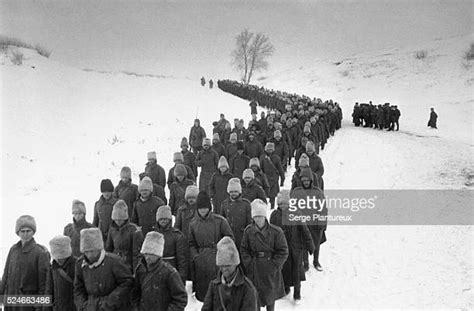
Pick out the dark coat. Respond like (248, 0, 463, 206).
(153, 223, 188, 284)
(211, 142, 226, 158)
(169, 179, 195, 215)
(249, 101, 258, 114)
(189, 124, 207, 149)
(131, 196, 165, 236)
(270, 209, 314, 288)
(241, 179, 267, 202)
(74, 252, 133, 311)
(188, 212, 234, 302)
(244, 140, 263, 159)
(64, 218, 95, 258)
(252, 169, 270, 197)
(428, 111, 438, 128)
(307, 152, 324, 178)
(132, 258, 187, 311)
(197, 148, 219, 193)
(167, 165, 195, 190)
(259, 153, 285, 198)
(225, 143, 239, 161)
(45, 256, 77, 311)
(202, 266, 258, 311)
(182, 150, 198, 178)
(144, 162, 166, 188)
(229, 153, 250, 180)
(113, 180, 139, 218)
(174, 202, 197, 281)
(272, 139, 289, 168)
(258, 118, 267, 133)
(151, 183, 168, 205)
(220, 196, 252, 248)
(105, 221, 144, 271)
(291, 186, 327, 230)
(0, 239, 50, 301)
(208, 171, 234, 215)
(93, 196, 118, 242)
(240, 221, 289, 307)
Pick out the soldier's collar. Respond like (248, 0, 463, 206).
(82, 250, 106, 269)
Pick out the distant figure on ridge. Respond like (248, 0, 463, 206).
(201, 76, 206, 87)
(427, 107, 438, 129)
(209, 79, 214, 89)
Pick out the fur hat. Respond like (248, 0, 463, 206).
(138, 176, 153, 192)
(202, 138, 211, 146)
(218, 156, 229, 170)
(141, 232, 164, 257)
(277, 190, 291, 209)
(242, 168, 255, 179)
(180, 137, 189, 148)
(300, 167, 314, 181)
(298, 153, 310, 167)
(120, 166, 132, 180)
(249, 157, 260, 168)
(185, 185, 199, 200)
(306, 141, 316, 153)
(196, 191, 212, 210)
(174, 164, 187, 178)
(274, 130, 282, 139)
(100, 179, 114, 193)
(147, 151, 157, 160)
(236, 141, 244, 150)
(212, 133, 220, 141)
(72, 200, 87, 215)
(80, 228, 104, 253)
(156, 205, 172, 221)
(229, 133, 238, 142)
(216, 236, 240, 266)
(251, 199, 268, 219)
(265, 142, 275, 152)
(227, 178, 242, 193)
(173, 152, 184, 162)
(111, 200, 129, 220)
(15, 215, 36, 235)
(49, 235, 72, 260)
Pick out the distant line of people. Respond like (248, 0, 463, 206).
(351, 102, 401, 131)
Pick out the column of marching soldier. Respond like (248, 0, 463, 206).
(0, 80, 342, 311)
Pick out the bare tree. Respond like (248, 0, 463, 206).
(231, 29, 274, 84)
(247, 33, 274, 84)
(231, 29, 253, 83)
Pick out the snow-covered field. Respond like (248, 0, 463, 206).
(1, 33, 473, 309)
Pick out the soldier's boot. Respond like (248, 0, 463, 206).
(293, 285, 301, 300)
(269, 197, 275, 209)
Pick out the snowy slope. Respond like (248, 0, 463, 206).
(0, 47, 252, 272)
(1, 33, 473, 310)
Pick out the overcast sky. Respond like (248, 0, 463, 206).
(1, 0, 472, 79)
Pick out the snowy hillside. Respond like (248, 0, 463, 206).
(1, 33, 473, 310)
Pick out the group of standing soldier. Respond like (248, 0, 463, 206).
(1, 79, 338, 310)
(351, 102, 401, 131)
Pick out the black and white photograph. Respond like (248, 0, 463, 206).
(0, 0, 473, 310)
